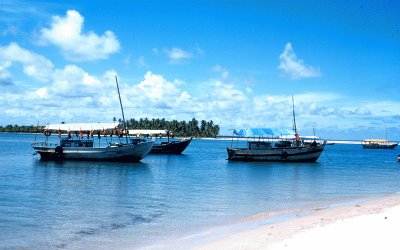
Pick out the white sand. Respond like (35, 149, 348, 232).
(194, 195, 400, 250)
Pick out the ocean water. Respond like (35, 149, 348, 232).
(1, 133, 400, 249)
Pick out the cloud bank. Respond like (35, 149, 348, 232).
(0, 41, 398, 139)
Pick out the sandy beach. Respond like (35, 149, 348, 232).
(194, 195, 400, 250)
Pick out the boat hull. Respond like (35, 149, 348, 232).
(150, 138, 192, 154)
(227, 144, 325, 162)
(32, 141, 154, 162)
(362, 143, 398, 149)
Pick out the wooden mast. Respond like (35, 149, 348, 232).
(115, 76, 129, 144)
(292, 94, 298, 134)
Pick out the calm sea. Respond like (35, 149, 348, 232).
(1, 133, 400, 249)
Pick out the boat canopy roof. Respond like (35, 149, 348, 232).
(45, 122, 120, 131)
(129, 129, 167, 135)
(362, 139, 388, 142)
(278, 135, 319, 139)
(233, 128, 294, 137)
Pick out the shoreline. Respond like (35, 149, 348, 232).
(3, 132, 399, 145)
(191, 194, 400, 250)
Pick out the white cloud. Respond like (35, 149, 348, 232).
(137, 71, 180, 100)
(212, 65, 229, 79)
(35, 87, 48, 99)
(364, 101, 400, 116)
(0, 42, 54, 82)
(197, 80, 249, 128)
(163, 47, 192, 64)
(39, 10, 120, 61)
(278, 42, 321, 80)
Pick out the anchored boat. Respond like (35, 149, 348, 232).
(361, 139, 398, 149)
(227, 96, 326, 162)
(226, 129, 326, 162)
(32, 123, 154, 162)
(362, 126, 399, 149)
(129, 129, 192, 154)
(32, 76, 154, 162)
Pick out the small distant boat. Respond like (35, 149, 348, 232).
(32, 123, 154, 162)
(227, 95, 326, 162)
(361, 139, 398, 149)
(129, 129, 192, 154)
(362, 126, 399, 149)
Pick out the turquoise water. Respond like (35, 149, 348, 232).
(1, 133, 400, 249)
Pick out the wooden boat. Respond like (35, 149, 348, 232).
(32, 123, 154, 162)
(129, 129, 192, 154)
(227, 95, 326, 162)
(32, 77, 154, 162)
(361, 139, 398, 149)
(362, 126, 399, 149)
(227, 137, 326, 162)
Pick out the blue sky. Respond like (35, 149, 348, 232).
(0, 0, 399, 139)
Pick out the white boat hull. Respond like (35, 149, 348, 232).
(33, 141, 154, 162)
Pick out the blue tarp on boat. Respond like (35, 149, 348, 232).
(232, 128, 294, 137)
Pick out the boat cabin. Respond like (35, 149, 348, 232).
(60, 139, 94, 148)
(274, 140, 293, 148)
(248, 141, 272, 150)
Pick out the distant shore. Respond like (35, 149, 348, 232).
(192, 194, 400, 250)
(3, 132, 399, 145)
(208, 136, 369, 145)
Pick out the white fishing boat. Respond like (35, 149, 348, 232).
(32, 123, 154, 162)
(227, 96, 326, 162)
(32, 77, 154, 162)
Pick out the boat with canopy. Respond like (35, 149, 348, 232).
(32, 77, 154, 162)
(361, 126, 398, 149)
(226, 96, 326, 162)
(361, 139, 398, 149)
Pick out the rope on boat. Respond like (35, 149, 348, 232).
(324, 150, 332, 162)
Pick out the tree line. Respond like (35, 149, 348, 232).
(0, 124, 41, 133)
(125, 118, 219, 138)
(0, 118, 220, 138)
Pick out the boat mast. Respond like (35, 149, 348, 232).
(385, 125, 388, 143)
(115, 76, 129, 144)
(292, 94, 298, 134)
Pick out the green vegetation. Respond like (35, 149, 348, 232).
(126, 118, 219, 138)
(0, 118, 220, 137)
(0, 124, 44, 133)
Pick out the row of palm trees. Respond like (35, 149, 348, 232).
(125, 118, 220, 138)
(0, 125, 39, 133)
